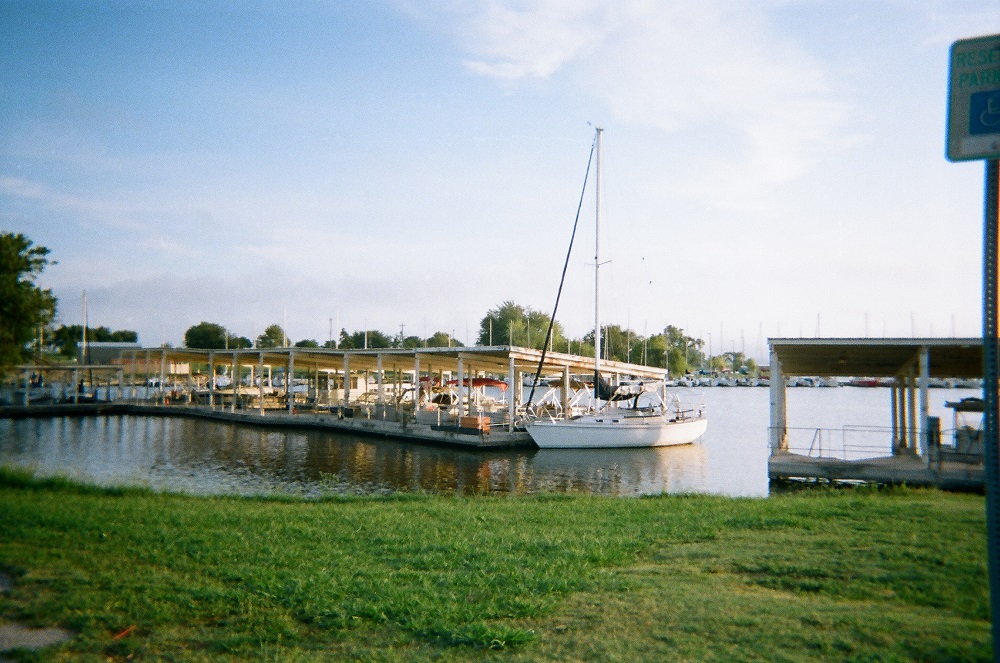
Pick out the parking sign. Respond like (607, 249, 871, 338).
(947, 34, 1000, 161)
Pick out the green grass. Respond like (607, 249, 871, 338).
(0, 466, 990, 661)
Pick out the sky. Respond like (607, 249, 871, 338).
(2, 0, 999, 360)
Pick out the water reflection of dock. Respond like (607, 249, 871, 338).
(0, 401, 535, 450)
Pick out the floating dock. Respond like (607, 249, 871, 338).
(768, 451, 984, 490)
(767, 338, 984, 490)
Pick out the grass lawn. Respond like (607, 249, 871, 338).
(0, 467, 991, 661)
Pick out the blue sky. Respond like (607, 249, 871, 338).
(2, 1, 998, 358)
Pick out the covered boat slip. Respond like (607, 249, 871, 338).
(768, 338, 985, 488)
(4, 345, 668, 449)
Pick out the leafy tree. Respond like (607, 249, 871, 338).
(338, 329, 392, 349)
(425, 331, 453, 348)
(722, 351, 757, 374)
(645, 334, 668, 368)
(644, 326, 705, 373)
(580, 323, 706, 373)
(400, 335, 423, 349)
(257, 324, 287, 348)
(294, 339, 320, 348)
(185, 322, 227, 349)
(708, 355, 728, 371)
(52, 324, 139, 358)
(667, 347, 687, 375)
(183, 323, 252, 350)
(478, 301, 564, 350)
(229, 335, 253, 349)
(582, 324, 635, 363)
(52, 325, 82, 359)
(0, 233, 56, 371)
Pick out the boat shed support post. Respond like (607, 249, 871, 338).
(287, 351, 295, 414)
(889, 380, 903, 456)
(22, 369, 29, 406)
(258, 352, 265, 415)
(231, 352, 239, 413)
(392, 364, 399, 408)
(515, 370, 523, 409)
(376, 354, 384, 415)
(896, 382, 912, 451)
(342, 354, 351, 414)
(413, 354, 421, 410)
(208, 352, 215, 408)
(424, 364, 431, 411)
(907, 368, 918, 453)
(508, 354, 516, 432)
(561, 366, 570, 416)
(768, 347, 788, 453)
(129, 351, 136, 402)
(467, 362, 474, 416)
(159, 349, 167, 404)
(919, 346, 930, 458)
(456, 356, 464, 418)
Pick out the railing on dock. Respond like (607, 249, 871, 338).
(779, 425, 895, 461)
(776, 424, 984, 466)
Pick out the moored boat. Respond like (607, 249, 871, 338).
(524, 128, 707, 449)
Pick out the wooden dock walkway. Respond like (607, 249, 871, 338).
(768, 450, 984, 490)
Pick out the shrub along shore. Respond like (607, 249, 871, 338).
(0, 467, 991, 661)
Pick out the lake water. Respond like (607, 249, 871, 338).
(0, 387, 979, 498)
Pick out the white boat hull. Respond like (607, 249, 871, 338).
(526, 414, 707, 449)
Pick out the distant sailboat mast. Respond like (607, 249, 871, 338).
(81, 290, 88, 364)
(593, 127, 603, 407)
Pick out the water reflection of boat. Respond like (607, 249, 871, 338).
(526, 444, 708, 495)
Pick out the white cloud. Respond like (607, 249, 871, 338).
(422, 0, 614, 80)
(417, 0, 851, 189)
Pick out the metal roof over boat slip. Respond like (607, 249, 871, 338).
(135, 345, 669, 381)
(768, 338, 983, 378)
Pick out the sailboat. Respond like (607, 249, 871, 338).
(525, 128, 708, 449)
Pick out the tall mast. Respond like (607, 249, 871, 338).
(594, 127, 603, 402)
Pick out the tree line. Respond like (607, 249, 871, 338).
(477, 301, 755, 375)
(182, 322, 461, 351)
(1, 232, 754, 377)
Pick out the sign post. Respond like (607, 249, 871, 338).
(947, 33, 1000, 658)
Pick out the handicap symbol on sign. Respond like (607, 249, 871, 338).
(970, 90, 1000, 134)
